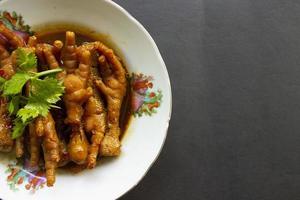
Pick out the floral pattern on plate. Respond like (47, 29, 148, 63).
(131, 73, 162, 117)
(6, 159, 46, 192)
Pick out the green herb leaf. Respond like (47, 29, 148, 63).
(8, 95, 20, 115)
(30, 77, 64, 104)
(11, 118, 27, 139)
(16, 48, 37, 70)
(2, 72, 31, 96)
(17, 98, 49, 123)
(0, 76, 6, 89)
(0, 76, 6, 83)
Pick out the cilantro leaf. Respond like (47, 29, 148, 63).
(2, 72, 31, 96)
(30, 77, 64, 104)
(8, 95, 20, 115)
(0, 76, 6, 89)
(11, 118, 27, 139)
(0, 76, 6, 84)
(16, 48, 37, 70)
(16, 77, 64, 123)
(17, 97, 49, 123)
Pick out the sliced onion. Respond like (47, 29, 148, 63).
(0, 33, 8, 46)
(13, 30, 29, 43)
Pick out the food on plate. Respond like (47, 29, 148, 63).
(0, 11, 131, 186)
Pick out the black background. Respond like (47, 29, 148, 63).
(115, 0, 300, 200)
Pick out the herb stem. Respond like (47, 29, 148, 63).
(35, 68, 63, 78)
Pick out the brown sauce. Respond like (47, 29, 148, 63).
(35, 25, 132, 139)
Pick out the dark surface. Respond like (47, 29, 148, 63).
(115, 0, 300, 200)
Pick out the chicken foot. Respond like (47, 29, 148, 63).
(93, 42, 127, 156)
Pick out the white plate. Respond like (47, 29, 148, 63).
(0, 0, 172, 199)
